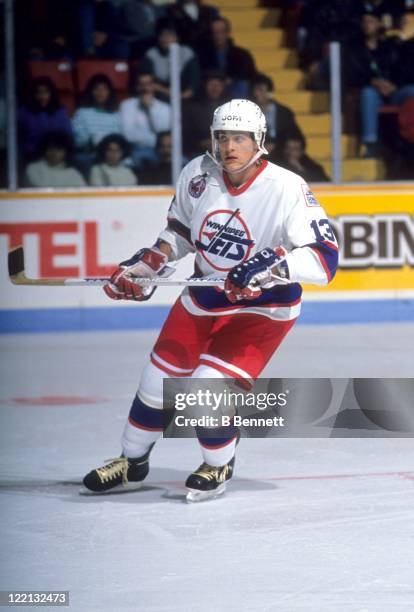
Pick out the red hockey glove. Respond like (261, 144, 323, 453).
(104, 247, 169, 301)
(225, 246, 289, 303)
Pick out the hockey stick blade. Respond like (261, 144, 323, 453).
(7, 245, 103, 286)
(8, 246, 25, 279)
(7, 246, 225, 288)
(7, 246, 58, 286)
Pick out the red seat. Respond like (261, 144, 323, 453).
(27, 60, 75, 93)
(75, 60, 130, 95)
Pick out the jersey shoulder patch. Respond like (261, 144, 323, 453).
(188, 174, 207, 198)
(301, 184, 320, 207)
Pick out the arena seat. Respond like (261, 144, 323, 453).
(27, 60, 76, 115)
(27, 60, 75, 93)
(75, 60, 130, 95)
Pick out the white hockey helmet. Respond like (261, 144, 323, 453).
(210, 98, 268, 168)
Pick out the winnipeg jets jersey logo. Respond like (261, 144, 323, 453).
(195, 209, 254, 271)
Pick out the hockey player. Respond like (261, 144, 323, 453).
(83, 99, 338, 501)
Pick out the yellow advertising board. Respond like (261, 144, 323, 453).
(310, 184, 414, 292)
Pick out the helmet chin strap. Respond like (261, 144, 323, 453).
(207, 149, 265, 174)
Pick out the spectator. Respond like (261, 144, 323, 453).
(23, 131, 86, 188)
(196, 17, 258, 97)
(281, 0, 312, 50)
(139, 19, 201, 100)
(250, 73, 305, 157)
(110, 0, 160, 59)
(276, 136, 330, 182)
(166, 0, 219, 46)
(383, 12, 414, 176)
(120, 71, 171, 168)
(360, 0, 398, 30)
(89, 134, 137, 186)
(388, 11, 414, 81)
(139, 131, 173, 185)
(18, 77, 72, 161)
(15, 0, 74, 61)
(299, 0, 362, 88)
(394, 97, 414, 177)
(72, 74, 121, 174)
(15, 0, 47, 61)
(400, 0, 414, 12)
(182, 70, 228, 158)
(75, 0, 120, 59)
(344, 12, 414, 157)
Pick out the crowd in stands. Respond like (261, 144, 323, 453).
(7, 0, 414, 187)
(292, 0, 414, 175)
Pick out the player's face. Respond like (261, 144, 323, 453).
(217, 131, 257, 171)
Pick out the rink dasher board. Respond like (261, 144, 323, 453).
(0, 185, 413, 312)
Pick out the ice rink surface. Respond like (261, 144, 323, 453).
(1, 324, 414, 611)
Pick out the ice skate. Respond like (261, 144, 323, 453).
(185, 456, 235, 503)
(81, 445, 153, 494)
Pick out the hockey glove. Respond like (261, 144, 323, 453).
(104, 247, 169, 301)
(225, 247, 289, 303)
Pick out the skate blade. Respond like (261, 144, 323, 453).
(186, 483, 226, 503)
(79, 482, 144, 496)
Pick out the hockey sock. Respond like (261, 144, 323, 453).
(121, 394, 163, 458)
(196, 424, 238, 466)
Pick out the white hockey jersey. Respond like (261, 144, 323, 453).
(158, 155, 338, 321)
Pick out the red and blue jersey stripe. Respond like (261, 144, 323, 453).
(309, 241, 339, 282)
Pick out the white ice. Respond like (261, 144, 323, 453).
(1, 325, 414, 612)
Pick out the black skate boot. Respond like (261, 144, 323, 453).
(185, 456, 235, 502)
(82, 445, 154, 494)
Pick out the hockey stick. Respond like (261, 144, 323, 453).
(7, 246, 226, 288)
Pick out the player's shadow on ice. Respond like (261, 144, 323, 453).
(0, 470, 277, 505)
